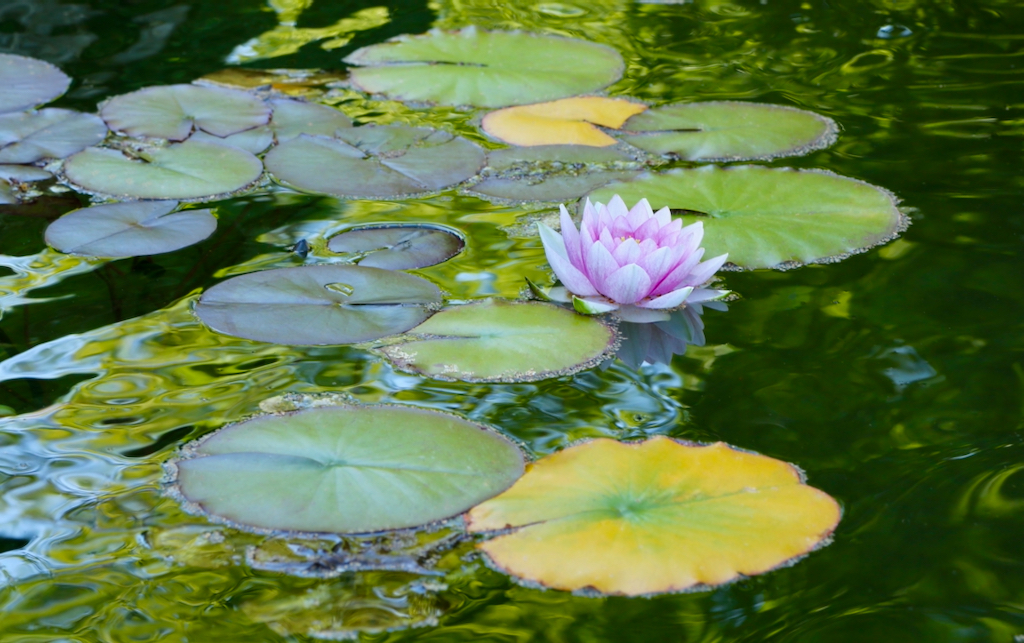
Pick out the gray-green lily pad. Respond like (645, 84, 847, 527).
(0, 179, 15, 204)
(265, 125, 484, 198)
(171, 404, 525, 534)
(468, 145, 642, 202)
(0, 165, 52, 182)
(380, 299, 617, 382)
(327, 224, 465, 270)
(344, 28, 624, 108)
(618, 101, 837, 161)
(588, 166, 905, 270)
(0, 108, 108, 164)
(63, 140, 264, 200)
(45, 201, 216, 257)
(100, 84, 271, 141)
(195, 264, 442, 345)
(187, 99, 352, 153)
(0, 54, 71, 114)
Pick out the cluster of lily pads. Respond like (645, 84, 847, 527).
(0, 25, 907, 598)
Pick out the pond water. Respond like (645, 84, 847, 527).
(2, 0, 1024, 640)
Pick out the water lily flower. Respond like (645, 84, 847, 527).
(536, 196, 729, 322)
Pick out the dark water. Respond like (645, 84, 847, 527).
(1, 0, 1024, 640)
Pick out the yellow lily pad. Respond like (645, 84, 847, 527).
(466, 436, 841, 596)
(482, 97, 648, 147)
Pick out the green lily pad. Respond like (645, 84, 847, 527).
(63, 140, 264, 201)
(617, 101, 837, 161)
(588, 166, 906, 270)
(187, 98, 353, 153)
(344, 28, 624, 108)
(195, 264, 442, 345)
(45, 201, 216, 257)
(100, 84, 271, 141)
(380, 299, 617, 382)
(265, 125, 484, 198)
(467, 437, 841, 596)
(327, 224, 465, 270)
(171, 404, 525, 534)
(468, 145, 642, 202)
(0, 165, 52, 182)
(0, 179, 15, 204)
(0, 108, 108, 164)
(0, 54, 71, 114)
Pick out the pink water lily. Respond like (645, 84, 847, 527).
(537, 195, 729, 321)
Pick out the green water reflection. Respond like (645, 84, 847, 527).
(1, 0, 1024, 640)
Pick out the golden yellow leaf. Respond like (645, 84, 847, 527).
(481, 97, 647, 147)
(466, 436, 841, 596)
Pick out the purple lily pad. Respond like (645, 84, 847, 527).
(327, 224, 465, 270)
(0, 54, 71, 114)
(0, 109, 108, 164)
(45, 201, 216, 257)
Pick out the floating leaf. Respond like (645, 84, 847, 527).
(100, 84, 271, 141)
(380, 299, 616, 382)
(618, 101, 837, 161)
(195, 264, 442, 345)
(345, 28, 625, 108)
(467, 437, 841, 596)
(0, 54, 71, 114)
(171, 404, 525, 533)
(468, 145, 642, 202)
(0, 108, 108, 164)
(588, 166, 905, 270)
(0, 180, 15, 205)
(327, 224, 465, 270)
(198, 68, 347, 97)
(0, 165, 52, 182)
(265, 126, 484, 198)
(482, 97, 647, 147)
(188, 99, 354, 153)
(44, 201, 216, 257)
(63, 140, 264, 200)
(189, 126, 274, 154)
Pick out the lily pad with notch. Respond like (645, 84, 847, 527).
(588, 165, 906, 270)
(0, 109, 108, 164)
(482, 97, 648, 147)
(100, 83, 272, 141)
(468, 145, 643, 202)
(264, 125, 484, 198)
(344, 28, 625, 108)
(327, 224, 465, 270)
(0, 54, 71, 114)
(63, 140, 264, 201)
(380, 299, 617, 382)
(617, 101, 837, 161)
(195, 264, 442, 345)
(188, 98, 353, 153)
(467, 436, 841, 596)
(45, 201, 216, 257)
(170, 404, 525, 534)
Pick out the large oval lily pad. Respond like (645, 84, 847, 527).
(380, 299, 617, 382)
(172, 404, 525, 534)
(467, 436, 841, 596)
(265, 126, 484, 198)
(468, 145, 641, 202)
(195, 264, 442, 345)
(327, 224, 465, 270)
(45, 201, 216, 257)
(482, 97, 647, 147)
(187, 98, 353, 153)
(100, 84, 271, 141)
(588, 166, 905, 270)
(0, 54, 71, 114)
(63, 140, 264, 200)
(0, 109, 108, 164)
(617, 101, 837, 161)
(345, 28, 625, 108)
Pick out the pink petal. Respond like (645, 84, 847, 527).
(632, 216, 661, 242)
(602, 264, 653, 305)
(583, 239, 619, 291)
(606, 195, 629, 220)
(599, 227, 617, 253)
(558, 205, 584, 269)
(612, 238, 642, 266)
(638, 246, 675, 283)
(537, 223, 599, 297)
(680, 253, 728, 287)
(654, 218, 683, 244)
(626, 198, 653, 230)
(654, 206, 672, 226)
(637, 286, 694, 309)
(652, 247, 705, 296)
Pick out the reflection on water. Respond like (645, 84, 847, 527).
(0, 0, 1023, 640)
